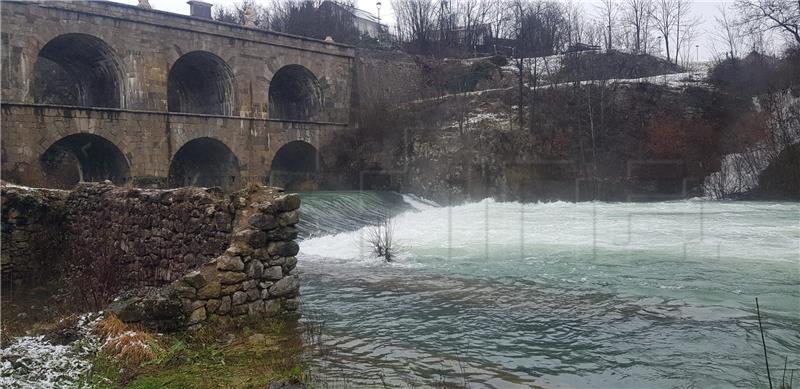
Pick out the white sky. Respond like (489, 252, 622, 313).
(111, 0, 780, 61)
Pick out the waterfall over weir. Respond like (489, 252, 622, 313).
(296, 193, 800, 388)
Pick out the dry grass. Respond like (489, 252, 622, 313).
(93, 313, 127, 338)
(94, 313, 157, 366)
(102, 331, 157, 366)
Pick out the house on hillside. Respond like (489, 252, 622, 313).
(318, 1, 388, 39)
(431, 23, 495, 56)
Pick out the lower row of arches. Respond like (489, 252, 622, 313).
(38, 134, 320, 191)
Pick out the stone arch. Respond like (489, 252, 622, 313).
(39, 133, 130, 189)
(269, 140, 320, 190)
(168, 51, 237, 115)
(169, 137, 240, 191)
(32, 33, 124, 108)
(268, 65, 322, 121)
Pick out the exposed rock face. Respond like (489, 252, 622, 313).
(1, 182, 302, 331)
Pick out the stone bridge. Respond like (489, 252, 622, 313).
(1, 0, 356, 191)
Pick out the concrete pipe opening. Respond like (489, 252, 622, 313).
(269, 141, 320, 190)
(169, 137, 240, 191)
(268, 65, 322, 121)
(39, 133, 130, 189)
(168, 51, 237, 115)
(33, 33, 124, 108)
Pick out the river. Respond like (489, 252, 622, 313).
(296, 192, 799, 388)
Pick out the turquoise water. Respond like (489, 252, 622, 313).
(297, 193, 800, 388)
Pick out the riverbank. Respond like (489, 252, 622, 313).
(1, 302, 309, 388)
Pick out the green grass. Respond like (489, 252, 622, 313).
(80, 315, 307, 389)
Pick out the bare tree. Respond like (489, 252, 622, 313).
(597, 0, 620, 51)
(623, 0, 654, 53)
(392, 0, 438, 54)
(562, 0, 585, 47)
(214, 0, 270, 27)
(651, 0, 678, 62)
(735, 0, 800, 45)
(712, 3, 744, 58)
(672, 0, 700, 65)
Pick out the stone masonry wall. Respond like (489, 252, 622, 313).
(0, 183, 68, 285)
(65, 183, 234, 288)
(162, 187, 301, 329)
(1, 182, 301, 330)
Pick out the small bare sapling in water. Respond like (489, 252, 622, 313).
(365, 217, 396, 262)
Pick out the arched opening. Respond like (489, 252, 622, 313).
(268, 65, 322, 121)
(269, 141, 320, 190)
(33, 34, 123, 108)
(39, 133, 130, 189)
(169, 137, 240, 191)
(168, 51, 236, 115)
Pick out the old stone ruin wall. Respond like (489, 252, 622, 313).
(1, 185, 68, 283)
(0, 182, 301, 330)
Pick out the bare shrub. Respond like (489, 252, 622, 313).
(66, 242, 123, 311)
(364, 217, 396, 262)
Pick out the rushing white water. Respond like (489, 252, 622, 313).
(298, 194, 800, 388)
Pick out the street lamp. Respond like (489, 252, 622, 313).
(376, 1, 381, 21)
(696, 44, 699, 62)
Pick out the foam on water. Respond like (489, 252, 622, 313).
(297, 194, 800, 387)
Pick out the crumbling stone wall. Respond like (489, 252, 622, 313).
(66, 184, 233, 287)
(162, 187, 301, 329)
(0, 184, 68, 285)
(1, 182, 301, 330)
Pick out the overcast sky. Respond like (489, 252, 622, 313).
(112, 0, 782, 61)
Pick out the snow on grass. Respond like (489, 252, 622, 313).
(445, 111, 510, 131)
(0, 313, 103, 388)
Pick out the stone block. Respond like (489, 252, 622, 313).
(268, 275, 299, 297)
(263, 265, 283, 281)
(216, 255, 244, 271)
(188, 307, 207, 325)
(219, 271, 247, 285)
(196, 281, 221, 299)
(206, 298, 221, 313)
(246, 259, 264, 279)
(275, 194, 301, 211)
(277, 211, 299, 226)
(221, 283, 242, 295)
(232, 290, 248, 305)
(218, 296, 231, 314)
(248, 213, 277, 230)
(246, 287, 260, 301)
(267, 241, 299, 257)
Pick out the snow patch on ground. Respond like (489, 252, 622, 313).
(0, 313, 103, 388)
(445, 110, 510, 131)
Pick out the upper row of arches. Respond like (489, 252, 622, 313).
(32, 33, 322, 121)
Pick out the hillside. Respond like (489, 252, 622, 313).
(326, 49, 800, 203)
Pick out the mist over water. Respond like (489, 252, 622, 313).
(297, 193, 800, 388)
